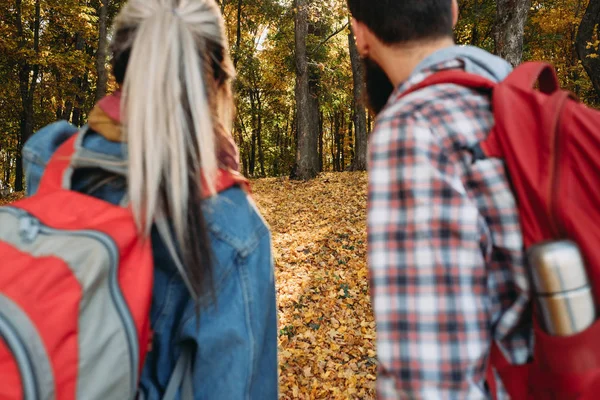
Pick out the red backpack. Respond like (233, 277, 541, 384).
(404, 62, 600, 399)
(0, 133, 248, 399)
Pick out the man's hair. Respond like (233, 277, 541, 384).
(347, 0, 454, 45)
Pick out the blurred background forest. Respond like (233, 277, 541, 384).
(1, 0, 599, 193)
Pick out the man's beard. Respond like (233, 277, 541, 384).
(363, 57, 395, 115)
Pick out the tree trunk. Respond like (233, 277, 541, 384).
(249, 90, 258, 176)
(95, 0, 109, 102)
(14, 0, 41, 192)
(318, 111, 324, 172)
(250, 130, 256, 176)
(348, 23, 368, 171)
(273, 128, 281, 176)
(4, 153, 12, 185)
(339, 111, 346, 170)
(257, 92, 265, 176)
(348, 109, 356, 170)
(257, 128, 264, 176)
(329, 114, 335, 171)
(62, 100, 74, 122)
(2, 153, 8, 183)
(56, 105, 63, 120)
(334, 112, 341, 172)
(236, 115, 249, 176)
(70, 34, 86, 127)
(15, 153, 23, 192)
(309, 78, 320, 167)
(494, 0, 531, 66)
(233, 0, 243, 68)
(291, 0, 319, 180)
(576, 0, 600, 100)
(346, 112, 351, 168)
(72, 72, 90, 127)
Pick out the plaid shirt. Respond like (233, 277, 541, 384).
(368, 58, 533, 399)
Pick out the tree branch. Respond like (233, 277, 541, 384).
(310, 22, 349, 56)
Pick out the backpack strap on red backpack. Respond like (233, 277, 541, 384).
(400, 70, 497, 98)
(37, 134, 79, 195)
(401, 62, 559, 99)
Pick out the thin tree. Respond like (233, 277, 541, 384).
(494, 0, 531, 66)
(348, 22, 367, 171)
(95, 0, 110, 102)
(576, 0, 600, 100)
(14, 0, 41, 191)
(291, 0, 319, 180)
(233, 0, 243, 68)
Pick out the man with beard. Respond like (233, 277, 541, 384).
(349, 1, 531, 398)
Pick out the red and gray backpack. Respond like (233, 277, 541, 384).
(404, 62, 600, 399)
(0, 132, 248, 399)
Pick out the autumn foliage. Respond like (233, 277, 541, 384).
(0, 193, 24, 207)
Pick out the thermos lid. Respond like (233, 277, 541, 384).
(527, 241, 589, 294)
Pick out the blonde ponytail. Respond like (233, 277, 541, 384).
(111, 0, 234, 300)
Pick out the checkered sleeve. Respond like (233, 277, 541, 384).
(368, 113, 491, 399)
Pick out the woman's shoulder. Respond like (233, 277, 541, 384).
(22, 121, 79, 195)
(23, 121, 79, 168)
(203, 187, 270, 257)
(23, 122, 126, 196)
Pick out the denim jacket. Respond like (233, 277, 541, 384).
(23, 120, 279, 400)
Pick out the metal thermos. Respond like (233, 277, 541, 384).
(527, 240, 596, 336)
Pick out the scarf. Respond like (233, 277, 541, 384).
(88, 90, 241, 172)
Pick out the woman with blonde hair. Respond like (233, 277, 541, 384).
(22, 0, 278, 398)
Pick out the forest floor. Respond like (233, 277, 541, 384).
(1, 172, 377, 399)
(253, 172, 376, 399)
(0, 192, 24, 206)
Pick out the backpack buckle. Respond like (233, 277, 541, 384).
(19, 215, 41, 243)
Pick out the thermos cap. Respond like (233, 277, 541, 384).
(528, 241, 589, 294)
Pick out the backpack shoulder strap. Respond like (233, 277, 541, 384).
(38, 127, 249, 200)
(399, 62, 560, 99)
(399, 70, 497, 99)
(37, 134, 79, 195)
(399, 62, 564, 162)
(162, 345, 194, 400)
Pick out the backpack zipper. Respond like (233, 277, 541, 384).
(1, 207, 139, 399)
(0, 316, 39, 400)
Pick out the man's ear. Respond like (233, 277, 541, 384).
(452, 0, 459, 27)
(351, 18, 370, 58)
